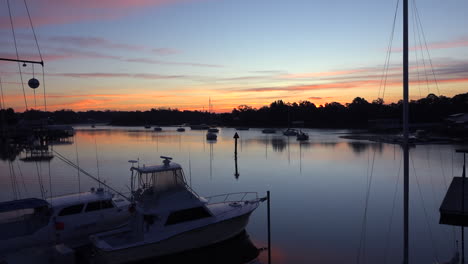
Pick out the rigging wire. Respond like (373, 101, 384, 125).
(383, 155, 402, 264)
(411, 154, 440, 262)
(412, 0, 441, 96)
(410, 4, 423, 98)
(16, 162, 29, 197)
(94, 137, 101, 189)
(378, 0, 400, 101)
(6, 0, 28, 110)
(356, 147, 377, 264)
(0, 76, 5, 109)
(52, 149, 130, 201)
(75, 135, 81, 194)
(411, 0, 431, 96)
(23, 0, 43, 62)
(35, 161, 45, 199)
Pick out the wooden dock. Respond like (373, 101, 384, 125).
(440, 177, 468, 226)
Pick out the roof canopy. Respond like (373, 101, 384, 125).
(0, 198, 49, 213)
(131, 162, 182, 174)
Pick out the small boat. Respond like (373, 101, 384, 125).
(153, 127, 162, 132)
(177, 127, 185, 132)
(261, 128, 276, 134)
(296, 131, 309, 141)
(90, 156, 265, 264)
(207, 128, 219, 133)
(190, 124, 210, 130)
(206, 132, 217, 140)
(144, 125, 151, 129)
(0, 188, 131, 255)
(283, 128, 298, 136)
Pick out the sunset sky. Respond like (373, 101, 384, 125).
(0, 0, 467, 113)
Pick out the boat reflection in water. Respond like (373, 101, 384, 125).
(133, 230, 261, 264)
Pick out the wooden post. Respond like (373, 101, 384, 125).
(234, 133, 239, 178)
(267, 190, 271, 264)
(457, 149, 467, 264)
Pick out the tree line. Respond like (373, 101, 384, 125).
(0, 93, 466, 129)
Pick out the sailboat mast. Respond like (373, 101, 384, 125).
(403, 0, 409, 263)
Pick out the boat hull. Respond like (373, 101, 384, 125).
(93, 212, 253, 264)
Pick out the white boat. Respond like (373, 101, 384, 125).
(282, 128, 298, 136)
(206, 132, 217, 140)
(261, 128, 276, 134)
(296, 131, 309, 141)
(0, 188, 131, 256)
(90, 156, 265, 264)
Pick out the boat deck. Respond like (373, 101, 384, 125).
(440, 177, 468, 226)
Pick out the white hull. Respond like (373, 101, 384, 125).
(94, 212, 253, 264)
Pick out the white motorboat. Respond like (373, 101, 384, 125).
(206, 132, 217, 140)
(90, 156, 265, 264)
(0, 188, 131, 256)
(283, 128, 298, 136)
(296, 131, 309, 141)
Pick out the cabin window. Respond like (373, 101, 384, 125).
(58, 204, 84, 216)
(165, 206, 211, 225)
(85, 200, 114, 212)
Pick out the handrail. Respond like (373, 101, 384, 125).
(204, 192, 258, 204)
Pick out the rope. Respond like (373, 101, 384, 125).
(378, 0, 400, 101)
(6, 0, 28, 110)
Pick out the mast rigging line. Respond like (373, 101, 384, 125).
(378, 0, 400, 101)
(52, 150, 131, 202)
(6, 0, 28, 110)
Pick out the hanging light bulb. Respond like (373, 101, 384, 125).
(28, 78, 40, 89)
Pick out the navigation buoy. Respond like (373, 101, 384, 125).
(28, 78, 40, 89)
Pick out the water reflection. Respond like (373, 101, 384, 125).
(134, 231, 260, 264)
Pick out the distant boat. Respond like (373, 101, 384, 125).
(296, 131, 309, 141)
(235, 127, 249, 131)
(206, 132, 217, 140)
(90, 156, 265, 264)
(177, 127, 185, 132)
(153, 127, 162, 132)
(208, 128, 219, 133)
(283, 128, 298, 136)
(144, 125, 151, 129)
(261, 128, 276, 134)
(190, 124, 210, 130)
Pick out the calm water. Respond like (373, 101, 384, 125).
(0, 126, 466, 264)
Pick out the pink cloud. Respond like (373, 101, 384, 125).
(48, 72, 185, 79)
(280, 69, 368, 79)
(392, 36, 468, 52)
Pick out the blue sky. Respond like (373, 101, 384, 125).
(0, 0, 467, 112)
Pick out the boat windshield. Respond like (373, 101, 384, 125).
(139, 168, 187, 193)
